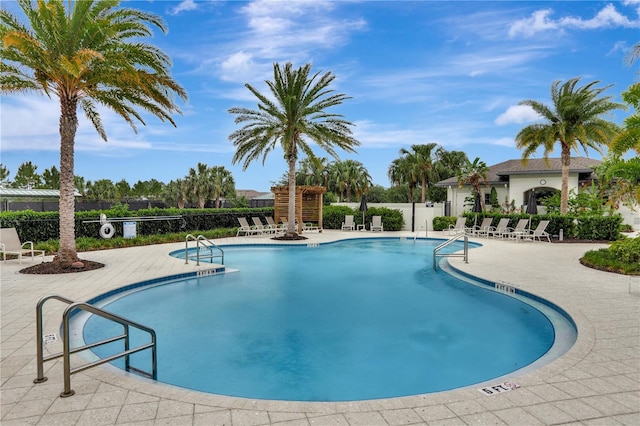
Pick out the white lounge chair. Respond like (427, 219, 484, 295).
(0, 227, 45, 263)
(265, 216, 285, 234)
(252, 217, 272, 234)
(470, 218, 494, 237)
(370, 216, 384, 232)
(303, 222, 320, 232)
(236, 217, 261, 237)
(518, 220, 551, 242)
(503, 219, 530, 240)
(342, 215, 355, 231)
(447, 217, 469, 235)
(486, 218, 510, 239)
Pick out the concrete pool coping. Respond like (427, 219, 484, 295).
(1, 230, 639, 425)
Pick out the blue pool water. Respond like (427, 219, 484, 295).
(81, 239, 572, 401)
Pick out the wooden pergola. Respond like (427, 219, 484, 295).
(271, 185, 326, 233)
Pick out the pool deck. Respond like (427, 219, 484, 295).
(1, 230, 639, 425)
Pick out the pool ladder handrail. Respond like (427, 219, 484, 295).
(34, 294, 157, 398)
(185, 234, 224, 266)
(433, 232, 468, 270)
(413, 220, 428, 243)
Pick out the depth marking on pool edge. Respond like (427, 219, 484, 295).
(495, 281, 516, 295)
(478, 381, 520, 395)
(197, 268, 218, 277)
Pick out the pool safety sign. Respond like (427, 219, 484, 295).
(478, 381, 520, 395)
(43, 333, 58, 345)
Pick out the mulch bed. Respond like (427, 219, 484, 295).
(20, 260, 105, 275)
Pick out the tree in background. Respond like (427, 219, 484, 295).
(0, 164, 9, 187)
(399, 143, 440, 203)
(329, 159, 371, 202)
(298, 156, 330, 187)
(229, 62, 359, 236)
(115, 179, 132, 201)
(388, 156, 418, 202)
(186, 163, 213, 208)
(12, 161, 42, 189)
(457, 157, 490, 211)
(515, 77, 623, 214)
(86, 179, 117, 202)
(210, 166, 236, 208)
(41, 166, 60, 189)
(162, 178, 188, 208)
(1, 0, 186, 265)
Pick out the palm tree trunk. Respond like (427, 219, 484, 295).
(287, 159, 297, 235)
(560, 144, 571, 214)
(54, 97, 80, 265)
(421, 178, 426, 203)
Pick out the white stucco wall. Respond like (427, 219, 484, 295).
(333, 202, 445, 232)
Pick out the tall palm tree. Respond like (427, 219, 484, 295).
(388, 156, 418, 202)
(298, 156, 329, 187)
(0, 0, 187, 265)
(457, 157, 489, 211)
(399, 143, 440, 203)
(331, 159, 371, 202)
(210, 166, 236, 208)
(515, 77, 623, 213)
(229, 62, 359, 236)
(187, 163, 212, 208)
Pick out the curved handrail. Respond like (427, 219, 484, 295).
(33, 294, 157, 398)
(433, 232, 468, 271)
(185, 234, 224, 266)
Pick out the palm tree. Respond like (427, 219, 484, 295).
(298, 156, 329, 187)
(229, 62, 359, 236)
(186, 163, 212, 208)
(457, 157, 489, 211)
(399, 143, 440, 203)
(1, 0, 186, 265)
(388, 156, 418, 202)
(515, 77, 623, 213)
(331, 159, 371, 202)
(210, 166, 235, 208)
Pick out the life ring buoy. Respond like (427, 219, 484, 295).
(99, 223, 115, 239)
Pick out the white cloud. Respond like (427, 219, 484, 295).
(495, 105, 540, 125)
(509, 4, 640, 38)
(169, 0, 198, 15)
(508, 9, 558, 38)
(213, 0, 366, 85)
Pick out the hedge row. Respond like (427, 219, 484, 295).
(432, 213, 624, 241)
(0, 207, 275, 243)
(0, 205, 406, 243)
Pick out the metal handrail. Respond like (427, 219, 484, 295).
(433, 232, 468, 270)
(185, 234, 224, 266)
(414, 220, 428, 243)
(34, 294, 157, 397)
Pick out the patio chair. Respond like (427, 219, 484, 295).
(485, 218, 510, 239)
(447, 217, 469, 235)
(370, 216, 384, 232)
(252, 217, 272, 234)
(518, 220, 551, 242)
(265, 216, 285, 234)
(303, 222, 320, 232)
(0, 227, 45, 263)
(342, 215, 355, 231)
(502, 219, 530, 240)
(236, 217, 261, 237)
(470, 218, 494, 237)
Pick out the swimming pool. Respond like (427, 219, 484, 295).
(79, 238, 576, 402)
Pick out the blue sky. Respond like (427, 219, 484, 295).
(1, 0, 638, 192)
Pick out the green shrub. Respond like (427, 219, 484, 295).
(581, 239, 640, 275)
(365, 207, 404, 231)
(433, 216, 458, 231)
(322, 205, 356, 229)
(608, 238, 640, 264)
(574, 216, 623, 240)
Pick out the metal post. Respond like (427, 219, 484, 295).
(33, 299, 47, 383)
(60, 308, 75, 397)
(124, 324, 130, 372)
